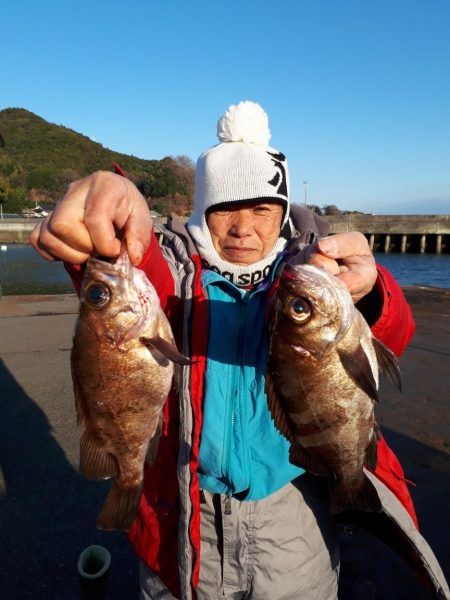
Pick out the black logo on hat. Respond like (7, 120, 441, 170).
(267, 152, 288, 197)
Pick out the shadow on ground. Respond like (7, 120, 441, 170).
(0, 359, 139, 600)
(379, 426, 450, 578)
(1, 357, 448, 598)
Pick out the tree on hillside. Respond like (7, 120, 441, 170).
(306, 204, 323, 215)
(134, 155, 195, 215)
(0, 108, 196, 214)
(0, 176, 8, 204)
(322, 204, 342, 216)
(4, 186, 26, 213)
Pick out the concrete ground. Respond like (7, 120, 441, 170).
(376, 286, 450, 579)
(0, 295, 139, 600)
(0, 288, 449, 598)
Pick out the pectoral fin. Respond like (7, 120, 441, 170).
(140, 335, 193, 365)
(372, 337, 402, 392)
(337, 344, 379, 403)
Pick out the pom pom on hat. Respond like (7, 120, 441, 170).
(192, 99, 289, 214)
(217, 101, 271, 146)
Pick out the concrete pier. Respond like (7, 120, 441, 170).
(0, 219, 36, 243)
(325, 214, 450, 254)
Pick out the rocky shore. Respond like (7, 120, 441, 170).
(0, 286, 448, 598)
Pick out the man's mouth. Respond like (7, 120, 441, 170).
(223, 246, 255, 253)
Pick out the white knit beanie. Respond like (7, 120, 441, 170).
(187, 101, 292, 287)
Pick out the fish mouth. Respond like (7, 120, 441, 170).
(88, 251, 131, 272)
(282, 263, 331, 286)
(116, 289, 151, 346)
(86, 253, 151, 347)
(290, 344, 311, 357)
(282, 264, 302, 282)
(86, 256, 118, 271)
(281, 263, 354, 347)
(116, 268, 156, 346)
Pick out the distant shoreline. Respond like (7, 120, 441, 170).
(1, 284, 450, 298)
(0, 284, 448, 307)
(0, 285, 448, 321)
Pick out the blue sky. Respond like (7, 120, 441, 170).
(2, 0, 449, 214)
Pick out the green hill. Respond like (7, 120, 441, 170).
(0, 108, 194, 215)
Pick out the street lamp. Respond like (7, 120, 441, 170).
(302, 180, 308, 207)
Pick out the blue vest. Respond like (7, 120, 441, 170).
(197, 267, 303, 500)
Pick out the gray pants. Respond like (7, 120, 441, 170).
(140, 475, 339, 600)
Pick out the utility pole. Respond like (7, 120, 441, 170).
(302, 180, 308, 207)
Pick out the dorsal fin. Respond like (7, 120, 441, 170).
(265, 370, 296, 443)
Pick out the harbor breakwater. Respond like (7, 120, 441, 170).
(327, 214, 450, 254)
(0, 219, 36, 244)
(1, 214, 450, 254)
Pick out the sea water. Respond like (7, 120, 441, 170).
(374, 253, 450, 288)
(0, 245, 73, 295)
(0, 245, 449, 296)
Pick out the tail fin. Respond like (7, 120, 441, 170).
(96, 482, 142, 532)
(330, 473, 382, 515)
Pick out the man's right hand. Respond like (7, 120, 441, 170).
(30, 171, 152, 265)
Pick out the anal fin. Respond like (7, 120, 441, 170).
(289, 443, 328, 476)
(80, 429, 117, 480)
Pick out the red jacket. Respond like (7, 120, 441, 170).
(67, 217, 417, 599)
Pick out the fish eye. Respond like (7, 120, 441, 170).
(84, 283, 111, 308)
(286, 297, 311, 323)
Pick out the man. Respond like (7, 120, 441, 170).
(31, 101, 439, 599)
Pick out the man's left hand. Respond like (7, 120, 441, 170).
(307, 232, 377, 303)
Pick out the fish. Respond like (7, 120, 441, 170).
(266, 263, 402, 515)
(71, 247, 190, 531)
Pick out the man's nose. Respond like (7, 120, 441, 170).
(228, 212, 253, 236)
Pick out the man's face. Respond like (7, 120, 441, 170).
(206, 202, 284, 265)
